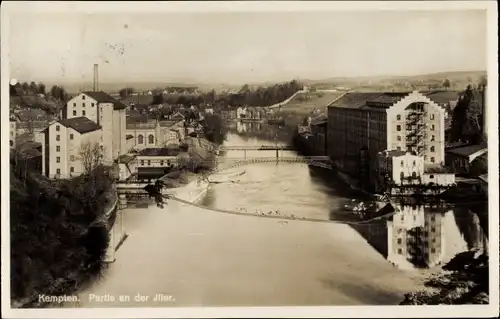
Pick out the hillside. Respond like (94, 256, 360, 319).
(278, 91, 344, 115)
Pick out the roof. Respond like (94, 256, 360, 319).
(385, 150, 407, 157)
(310, 113, 328, 126)
(115, 154, 136, 164)
(159, 120, 182, 128)
(82, 91, 127, 110)
(424, 164, 453, 174)
(478, 174, 488, 184)
(328, 90, 463, 111)
(58, 117, 101, 134)
(446, 144, 487, 158)
(16, 109, 50, 122)
(137, 148, 180, 157)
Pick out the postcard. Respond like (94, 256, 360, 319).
(1, 1, 498, 318)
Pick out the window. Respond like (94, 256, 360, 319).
(73, 110, 77, 116)
(431, 135, 435, 141)
(56, 169, 61, 175)
(396, 114, 401, 121)
(397, 136, 401, 141)
(83, 103, 87, 108)
(73, 103, 76, 107)
(412, 172, 417, 178)
(56, 125, 60, 131)
(148, 134, 155, 144)
(70, 167, 74, 173)
(430, 146, 435, 152)
(82, 95, 85, 100)
(412, 160, 416, 166)
(430, 157, 435, 163)
(397, 248, 403, 255)
(431, 124, 435, 131)
(70, 134, 74, 140)
(429, 174, 434, 179)
(431, 227, 436, 233)
(396, 146, 401, 151)
(70, 155, 75, 161)
(400, 172, 404, 179)
(401, 160, 404, 167)
(431, 248, 436, 253)
(56, 146, 60, 152)
(430, 114, 435, 120)
(82, 110, 86, 116)
(138, 135, 144, 144)
(396, 125, 401, 131)
(431, 215, 435, 221)
(140, 160, 144, 166)
(56, 157, 60, 163)
(56, 135, 60, 141)
(147, 160, 151, 166)
(91, 103, 95, 107)
(397, 238, 402, 244)
(160, 160, 164, 166)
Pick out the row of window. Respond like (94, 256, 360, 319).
(396, 114, 435, 121)
(55, 157, 76, 163)
(54, 167, 75, 175)
(139, 160, 173, 166)
(396, 124, 435, 131)
(73, 110, 86, 116)
(136, 135, 155, 144)
(72, 101, 95, 107)
(396, 135, 436, 141)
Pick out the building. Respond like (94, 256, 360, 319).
(445, 144, 488, 176)
(42, 117, 102, 179)
(236, 107, 247, 119)
(10, 118, 16, 147)
(328, 90, 450, 190)
(64, 91, 127, 164)
(377, 151, 455, 195)
(134, 148, 180, 169)
(309, 114, 328, 155)
(125, 118, 185, 151)
(387, 204, 446, 270)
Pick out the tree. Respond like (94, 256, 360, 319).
(38, 83, 46, 95)
(443, 78, 451, 90)
(119, 87, 134, 99)
(29, 81, 38, 94)
(78, 142, 104, 175)
(152, 93, 164, 105)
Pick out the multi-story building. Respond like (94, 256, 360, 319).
(387, 204, 446, 269)
(125, 119, 186, 151)
(328, 90, 450, 190)
(377, 150, 455, 194)
(63, 91, 127, 164)
(42, 117, 102, 179)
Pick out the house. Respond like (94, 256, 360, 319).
(377, 150, 455, 194)
(204, 108, 214, 115)
(134, 147, 181, 169)
(64, 91, 127, 164)
(328, 90, 450, 180)
(445, 144, 488, 176)
(170, 111, 186, 121)
(42, 117, 103, 179)
(236, 107, 247, 119)
(125, 117, 185, 151)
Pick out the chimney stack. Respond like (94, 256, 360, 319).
(93, 64, 99, 92)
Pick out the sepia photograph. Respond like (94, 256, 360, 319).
(1, 1, 498, 318)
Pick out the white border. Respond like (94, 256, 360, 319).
(1, 1, 498, 318)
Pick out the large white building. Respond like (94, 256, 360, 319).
(42, 117, 102, 179)
(64, 91, 127, 164)
(125, 119, 186, 151)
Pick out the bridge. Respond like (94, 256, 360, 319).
(218, 145, 296, 151)
(213, 156, 332, 172)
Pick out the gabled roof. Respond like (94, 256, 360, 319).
(16, 108, 50, 122)
(82, 91, 128, 110)
(446, 144, 487, 158)
(58, 117, 101, 134)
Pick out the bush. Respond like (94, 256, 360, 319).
(10, 164, 114, 304)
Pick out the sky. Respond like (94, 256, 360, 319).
(8, 10, 487, 85)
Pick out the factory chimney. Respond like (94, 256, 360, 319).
(93, 64, 99, 92)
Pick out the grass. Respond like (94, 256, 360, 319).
(279, 91, 344, 116)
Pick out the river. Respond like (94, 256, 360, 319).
(76, 122, 488, 307)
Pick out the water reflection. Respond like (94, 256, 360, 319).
(351, 201, 488, 271)
(230, 122, 294, 143)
